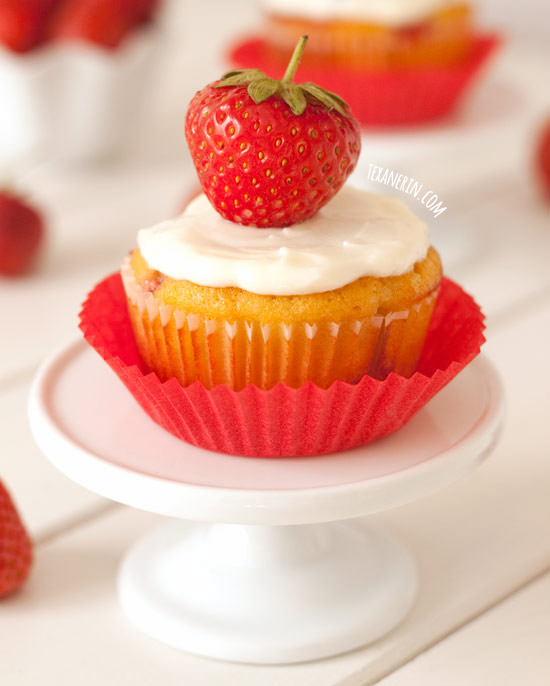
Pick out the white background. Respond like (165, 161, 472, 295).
(0, 1, 549, 684)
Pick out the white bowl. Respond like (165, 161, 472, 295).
(0, 29, 157, 165)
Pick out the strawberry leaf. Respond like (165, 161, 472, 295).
(248, 77, 280, 104)
(281, 84, 307, 115)
(213, 37, 351, 118)
(216, 69, 267, 88)
(302, 83, 349, 117)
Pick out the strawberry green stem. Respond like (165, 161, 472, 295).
(282, 35, 308, 84)
(215, 33, 350, 117)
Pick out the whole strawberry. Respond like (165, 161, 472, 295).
(185, 36, 361, 228)
(0, 480, 33, 598)
(0, 189, 44, 277)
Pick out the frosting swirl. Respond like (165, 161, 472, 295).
(137, 185, 429, 296)
(264, 0, 453, 26)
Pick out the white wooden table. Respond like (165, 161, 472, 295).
(1, 1, 549, 683)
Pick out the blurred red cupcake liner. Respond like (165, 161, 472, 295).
(80, 273, 485, 457)
(228, 35, 500, 126)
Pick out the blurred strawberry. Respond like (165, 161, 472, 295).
(0, 480, 33, 598)
(0, 190, 44, 277)
(0, 0, 58, 53)
(49, 0, 132, 48)
(124, 0, 160, 23)
(535, 118, 550, 204)
(49, 0, 159, 49)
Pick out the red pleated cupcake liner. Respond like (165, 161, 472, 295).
(79, 273, 485, 457)
(228, 35, 500, 126)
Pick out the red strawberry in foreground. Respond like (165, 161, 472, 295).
(535, 117, 550, 204)
(0, 190, 44, 277)
(0, 481, 33, 598)
(185, 35, 361, 228)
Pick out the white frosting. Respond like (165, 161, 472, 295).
(137, 186, 429, 296)
(264, 0, 451, 26)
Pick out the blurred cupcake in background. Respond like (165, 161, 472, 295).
(230, 0, 500, 125)
(0, 0, 162, 164)
(264, 0, 474, 69)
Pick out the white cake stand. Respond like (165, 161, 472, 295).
(29, 339, 503, 664)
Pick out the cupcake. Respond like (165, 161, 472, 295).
(229, 2, 499, 125)
(80, 37, 484, 457)
(123, 187, 441, 390)
(263, 0, 474, 69)
(122, 37, 441, 391)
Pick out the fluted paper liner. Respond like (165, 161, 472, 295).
(229, 35, 500, 125)
(120, 259, 439, 390)
(80, 273, 485, 457)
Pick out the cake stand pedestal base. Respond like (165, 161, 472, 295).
(119, 520, 417, 663)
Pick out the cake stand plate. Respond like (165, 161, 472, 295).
(29, 339, 504, 664)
